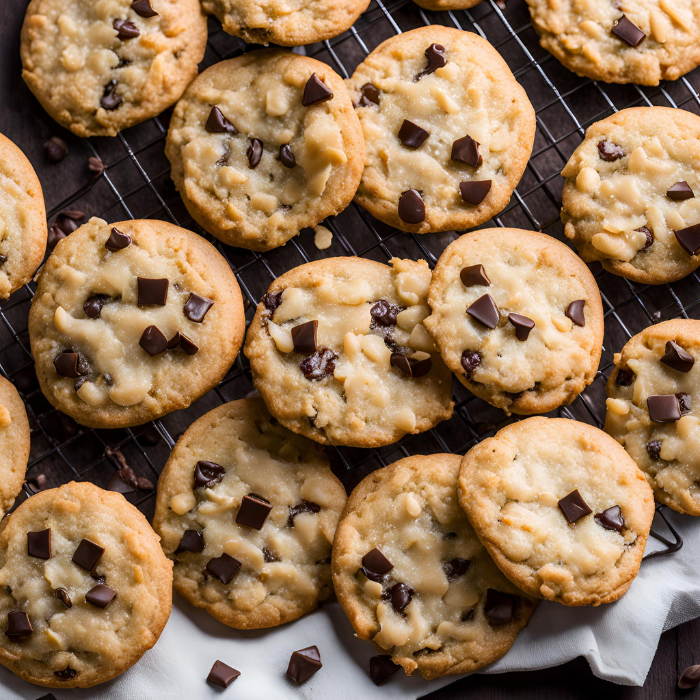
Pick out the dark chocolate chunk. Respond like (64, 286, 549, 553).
(54, 351, 81, 378)
(390, 583, 414, 614)
(484, 589, 514, 625)
(398, 189, 425, 224)
(288, 500, 321, 526)
(131, 0, 158, 17)
(362, 548, 394, 582)
(292, 320, 318, 355)
(167, 331, 199, 355)
(675, 223, 700, 255)
(44, 136, 67, 163)
(55, 666, 78, 681)
(595, 505, 624, 533)
(398, 119, 429, 149)
(442, 557, 470, 580)
(358, 83, 380, 107)
(206, 553, 241, 584)
(460, 265, 490, 288)
(176, 529, 204, 554)
(247, 138, 263, 168)
(48, 224, 66, 250)
(370, 300, 401, 326)
(461, 349, 481, 378)
(114, 18, 140, 39)
(637, 225, 653, 250)
(279, 144, 296, 168)
(300, 348, 336, 380)
(5, 611, 32, 640)
(138, 277, 168, 305)
(86, 584, 116, 609)
(263, 290, 283, 314)
(369, 656, 399, 686)
(101, 80, 121, 110)
(139, 325, 168, 356)
(460, 180, 492, 205)
(205, 106, 236, 134)
(207, 660, 240, 688)
(236, 494, 272, 530)
(184, 293, 214, 322)
(27, 529, 51, 560)
(105, 227, 131, 251)
(55, 587, 72, 608)
(194, 461, 225, 489)
(646, 439, 662, 460)
(611, 14, 646, 47)
(677, 392, 692, 416)
(597, 140, 625, 161)
(647, 394, 681, 422)
(451, 135, 482, 167)
(679, 664, 700, 690)
(616, 368, 634, 386)
(287, 646, 322, 684)
(72, 538, 104, 571)
(661, 340, 695, 373)
(302, 73, 333, 106)
(84, 294, 108, 318)
(55, 211, 83, 235)
(565, 299, 586, 327)
(88, 156, 105, 177)
(558, 489, 592, 524)
(415, 43, 447, 81)
(390, 352, 432, 378)
(667, 181, 695, 201)
(508, 313, 535, 341)
(262, 547, 277, 562)
(467, 294, 500, 329)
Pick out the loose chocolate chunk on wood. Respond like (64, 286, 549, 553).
(484, 589, 514, 624)
(206, 553, 241, 584)
(467, 294, 500, 329)
(27, 529, 51, 560)
(611, 14, 646, 47)
(594, 505, 624, 533)
(131, 0, 158, 17)
(647, 394, 681, 423)
(205, 106, 236, 134)
(369, 656, 399, 686)
(398, 189, 425, 224)
(72, 538, 104, 571)
(679, 665, 700, 690)
(460, 180, 491, 205)
(184, 293, 214, 322)
(235, 494, 272, 530)
(558, 489, 592, 524)
(176, 530, 204, 554)
(44, 136, 67, 163)
(414, 43, 447, 81)
(105, 227, 131, 251)
(597, 140, 624, 161)
(661, 340, 695, 373)
(565, 299, 586, 326)
(207, 660, 240, 688)
(287, 646, 322, 684)
(675, 223, 700, 255)
(88, 156, 105, 177)
(85, 584, 116, 609)
(5, 611, 32, 640)
(292, 320, 318, 355)
(451, 135, 482, 167)
(667, 181, 695, 201)
(508, 313, 535, 341)
(302, 74, 333, 106)
(194, 461, 225, 489)
(139, 325, 168, 356)
(398, 119, 429, 149)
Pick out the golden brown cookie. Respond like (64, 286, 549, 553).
(0, 376, 30, 514)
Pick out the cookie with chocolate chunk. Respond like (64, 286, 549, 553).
(332, 453, 537, 680)
(0, 376, 30, 514)
(0, 481, 172, 688)
(166, 50, 364, 251)
(347, 25, 535, 233)
(424, 228, 604, 415)
(28, 217, 245, 429)
(153, 397, 347, 629)
(20, 0, 207, 137)
(459, 417, 655, 606)
(605, 319, 700, 515)
(244, 257, 454, 448)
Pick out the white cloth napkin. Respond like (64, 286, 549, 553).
(1, 508, 698, 699)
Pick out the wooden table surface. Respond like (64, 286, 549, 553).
(1, 1, 699, 698)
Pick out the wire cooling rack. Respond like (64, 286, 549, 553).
(0, 1, 694, 558)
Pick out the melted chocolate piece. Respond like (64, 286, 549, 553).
(5, 611, 32, 640)
(55, 587, 72, 608)
(175, 530, 204, 554)
(85, 584, 116, 609)
(206, 553, 241, 584)
(677, 392, 691, 416)
(207, 660, 240, 688)
(594, 505, 624, 533)
(205, 106, 236, 134)
(484, 589, 514, 624)
(105, 227, 131, 251)
(647, 394, 681, 422)
(390, 582, 414, 614)
(279, 144, 296, 168)
(611, 14, 646, 47)
(300, 348, 336, 380)
(597, 140, 625, 161)
(302, 73, 333, 106)
(288, 500, 321, 526)
(247, 138, 263, 168)
(0, 255, 5, 266)
(84, 294, 108, 318)
(362, 548, 393, 582)
(637, 225, 653, 250)
(370, 300, 402, 326)
(675, 223, 700, 255)
(264, 290, 283, 313)
(137, 277, 169, 306)
(467, 294, 500, 329)
(235, 494, 272, 530)
(114, 18, 140, 39)
(451, 135, 482, 167)
(414, 43, 447, 81)
(54, 351, 82, 378)
(184, 293, 214, 323)
(565, 299, 586, 327)
(461, 349, 481, 378)
(398, 189, 425, 224)
(442, 557, 470, 580)
(508, 313, 535, 341)
(48, 225, 66, 250)
(194, 461, 225, 489)
(131, 0, 158, 18)
(616, 368, 634, 386)
(369, 655, 399, 686)
(667, 181, 695, 201)
(101, 80, 121, 110)
(287, 646, 322, 684)
(167, 331, 199, 355)
(27, 529, 51, 560)
(558, 489, 592, 524)
(139, 325, 168, 356)
(44, 136, 67, 163)
(54, 667, 78, 680)
(390, 353, 432, 378)
(292, 320, 318, 354)
(398, 119, 429, 149)
(357, 83, 380, 107)
(72, 538, 104, 571)
(460, 265, 490, 287)
(646, 439, 662, 460)
(661, 340, 695, 373)
(460, 180, 491, 205)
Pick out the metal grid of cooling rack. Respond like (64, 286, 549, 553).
(0, 1, 695, 557)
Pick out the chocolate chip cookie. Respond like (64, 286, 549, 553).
(244, 256, 454, 447)
(605, 319, 700, 515)
(166, 51, 364, 251)
(153, 397, 347, 629)
(0, 376, 30, 514)
(562, 107, 700, 284)
(21, 0, 208, 137)
(526, 0, 700, 86)
(0, 481, 172, 688)
(332, 454, 537, 680)
(347, 25, 535, 233)
(0, 132, 47, 300)
(28, 217, 245, 429)
(424, 228, 604, 415)
(459, 417, 655, 606)
(414, 0, 482, 8)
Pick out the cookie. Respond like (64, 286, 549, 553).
(0, 376, 31, 514)
(20, 0, 208, 137)
(165, 51, 364, 252)
(413, 0, 482, 9)
(0, 133, 47, 300)
(562, 107, 700, 284)
(332, 454, 537, 680)
(459, 417, 655, 606)
(604, 319, 700, 515)
(526, 0, 700, 86)
(423, 228, 604, 415)
(346, 26, 535, 233)
(244, 256, 454, 447)
(28, 217, 245, 429)
(0, 481, 172, 688)
(152, 397, 347, 629)
(201, 0, 370, 47)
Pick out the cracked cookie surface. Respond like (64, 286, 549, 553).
(0, 376, 30, 515)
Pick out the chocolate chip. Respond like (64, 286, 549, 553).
(288, 500, 321, 526)
(565, 299, 586, 327)
(370, 300, 401, 326)
(300, 348, 336, 380)
(647, 394, 681, 423)
(661, 340, 695, 373)
(484, 589, 515, 625)
(667, 181, 695, 201)
(54, 666, 78, 680)
(508, 313, 535, 341)
(206, 553, 241, 584)
(207, 660, 240, 688)
(101, 80, 121, 110)
(205, 106, 236, 134)
(5, 611, 32, 640)
(131, 0, 158, 17)
(646, 439, 662, 460)
(55, 587, 72, 608)
(415, 43, 447, 81)
(558, 489, 592, 524)
(247, 138, 263, 168)
(616, 368, 634, 386)
(236, 494, 272, 530)
(292, 320, 318, 355)
(369, 656, 399, 686)
(637, 225, 653, 250)
(442, 558, 470, 580)
(279, 144, 296, 168)
(44, 136, 67, 163)
(83, 294, 108, 319)
(184, 293, 214, 323)
(461, 350, 481, 378)
(460, 266, 490, 291)
(451, 135, 482, 167)
(0, 255, 5, 267)
(597, 140, 625, 161)
(677, 392, 691, 416)
(54, 351, 82, 378)
(88, 156, 105, 177)
(194, 461, 225, 489)
(390, 582, 414, 614)
(460, 180, 492, 205)
(390, 352, 432, 378)
(139, 325, 168, 356)
(611, 14, 645, 47)
(398, 119, 429, 149)
(287, 646, 322, 684)
(679, 665, 700, 690)
(47, 225, 66, 250)
(114, 18, 139, 39)
(72, 538, 104, 571)
(86, 584, 116, 609)
(106, 468, 137, 494)
(594, 505, 624, 533)
(137, 277, 168, 306)
(398, 189, 425, 224)
(362, 548, 394, 582)
(467, 294, 499, 329)
(27, 529, 51, 560)
(302, 73, 333, 106)
(167, 331, 199, 355)
(675, 223, 700, 255)
(105, 227, 131, 251)
(357, 83, 380, 107)
(176, 529, 205, 554)
(55, 211, 83, 234)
